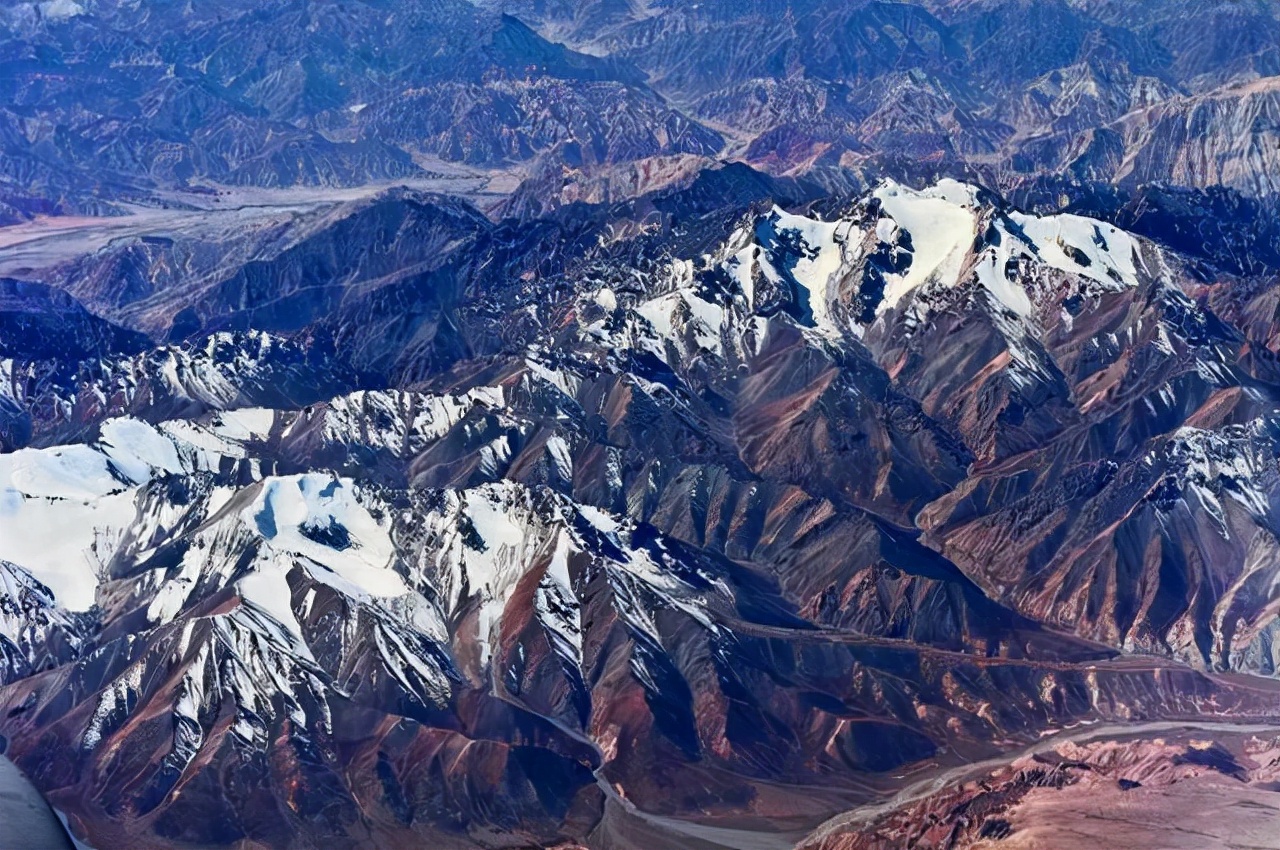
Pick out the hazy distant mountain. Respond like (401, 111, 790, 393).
(3, 0, 1280, 219)
(0, 0, 720, 217)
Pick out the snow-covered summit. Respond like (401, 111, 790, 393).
(577, 179, 1160, 378)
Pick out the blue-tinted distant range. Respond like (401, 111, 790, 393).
(2, 2, 1280, 849)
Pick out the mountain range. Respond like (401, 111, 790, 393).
(3, 2, 1280, 849)
(2, 166, 1280, 847)
(4, 0, 1280, 222)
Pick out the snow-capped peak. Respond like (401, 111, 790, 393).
(873, 178, 984, 315)
(246, 474, 408, 599)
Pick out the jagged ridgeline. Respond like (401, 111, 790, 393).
(3, 172, 1280, 849)
(4, 0, 1280, 222)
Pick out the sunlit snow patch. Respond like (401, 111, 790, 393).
(246, 474, 407, 599)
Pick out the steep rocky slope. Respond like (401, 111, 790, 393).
(3, 178, 1280, 848)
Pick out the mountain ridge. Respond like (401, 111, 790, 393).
(4, 176, 1280, 848)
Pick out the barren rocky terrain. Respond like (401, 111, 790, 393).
(3, 3, 1280, 849)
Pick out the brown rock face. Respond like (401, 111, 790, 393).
(2, 178, 1280, 849)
